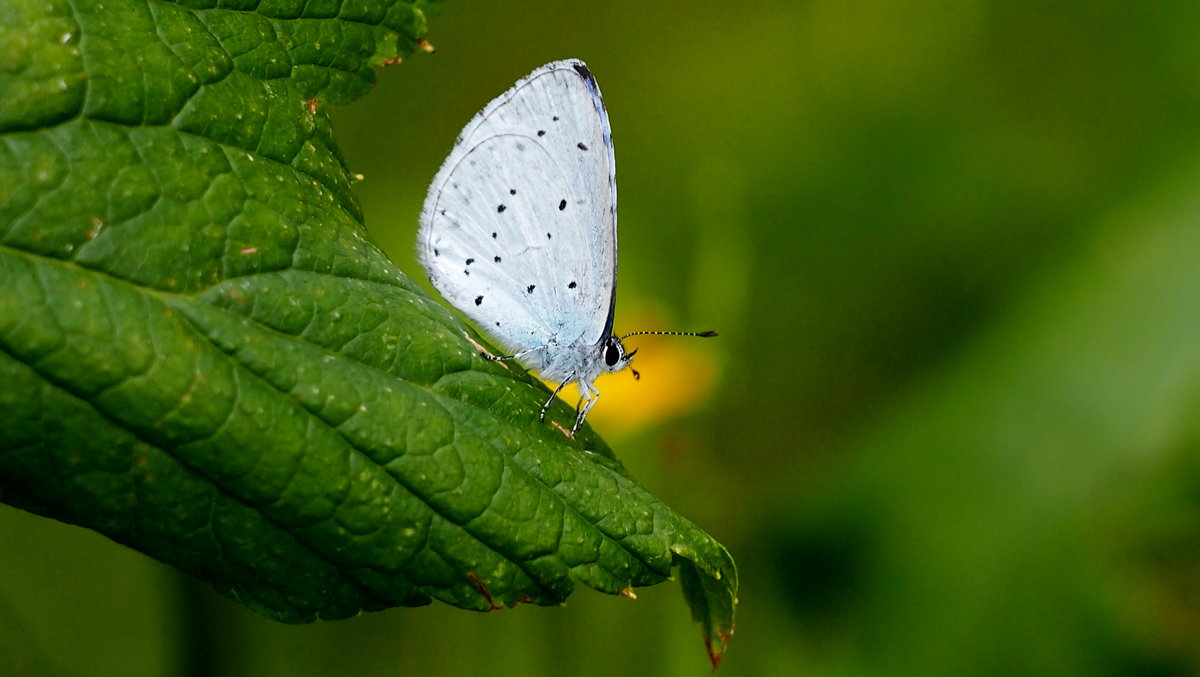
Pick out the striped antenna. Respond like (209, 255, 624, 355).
(619, 330, 719, 339)
(618, 330, 717, 381)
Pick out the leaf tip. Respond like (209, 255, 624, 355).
(676, 553, 738, 668)
(704, 623, 736, 669)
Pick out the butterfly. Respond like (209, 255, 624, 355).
(419, 59, 716, 435)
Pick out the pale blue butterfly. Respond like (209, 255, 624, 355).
(419, 59, 716, 435)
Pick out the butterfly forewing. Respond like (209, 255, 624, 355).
(419, 60, 617, 357)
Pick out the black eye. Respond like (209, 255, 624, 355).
(604, 342, 621, 367)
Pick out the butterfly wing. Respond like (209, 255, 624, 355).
(419, 60, 618, 361)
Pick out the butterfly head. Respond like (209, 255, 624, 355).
(601, 335, 637, 373)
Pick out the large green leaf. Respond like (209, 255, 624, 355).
(0, 0, 736, 661)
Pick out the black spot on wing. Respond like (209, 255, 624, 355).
(491, 232, 497, 239)
(465, 258, 474, 265)
(497, 204, 506, 213)
(577, 142, 588, 151)
(527, 284, 536, 294)
(509, 188, 516, 195)
(568, 281, 577, 289)
(494, 255, 501, 263)
(537, 130, 546, 137)
(558, 199, 566, 211)
(475, 295, 483, 306)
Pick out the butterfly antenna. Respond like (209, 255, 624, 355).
(619, 330, 719, 339)
(619, 331, 715, 382)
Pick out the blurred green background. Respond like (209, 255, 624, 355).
(6, 0, 1200, 674)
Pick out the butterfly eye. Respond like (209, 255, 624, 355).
(604, 341, 622, 367)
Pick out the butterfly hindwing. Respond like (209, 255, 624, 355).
(419, 60, 617, 357)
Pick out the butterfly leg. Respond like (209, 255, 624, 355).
(483, 346, 541, 362)
(572, 382, 600, 434)
(540, 372, 576, 423)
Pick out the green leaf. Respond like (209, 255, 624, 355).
(0, 0, 736, 656)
